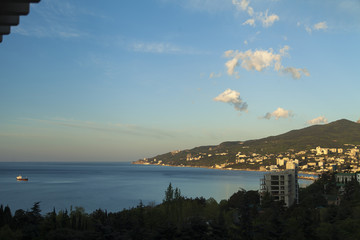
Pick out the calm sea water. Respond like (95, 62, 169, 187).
(0, 162, 311, 214)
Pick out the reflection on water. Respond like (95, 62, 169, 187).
(0, 162, 313, 213)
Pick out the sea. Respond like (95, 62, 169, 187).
(0, 162, 313, 214)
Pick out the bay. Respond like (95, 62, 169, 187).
(0, 162, 311, 213)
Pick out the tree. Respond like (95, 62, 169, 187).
(343, 178, 360, 202)
(0, 205, 3, 227)
(0, 225, 18, 240)
(29, 202, 42, 224)
(3, 206, 11, 226)
(174, 187, 181, 201)
(164, 183, 174, 203)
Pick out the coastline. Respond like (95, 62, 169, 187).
(132, 162, 319, 176)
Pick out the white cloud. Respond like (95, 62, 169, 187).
(305, 26, 312, 34)
(243, 18, 256, 26)
(214, 89, 248, 112)
(307, 116, 328, 125)
(313, 21, 328, 30)
(116, 38, 202, 55)
(225, 57, 240, 75)
(260, 10, 279, 27)
(224, 50, 235, 58)
(232, 0, 250, 11)
(282, 67, 310, 79)
(224, 46, 310, 79)
(263, 107, 293, 120)
(225, 48, 282, 74)
(232, 0, 279, 28)
(305, 21, 328, 34)
(247, 6, 254, 16)
(279, 45, 290, 56)
(209, 72, 222, 79)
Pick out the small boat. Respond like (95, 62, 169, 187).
(16, 175, 28, 181)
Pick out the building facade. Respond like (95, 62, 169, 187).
(260, 168, 299, 207)
(335, 172, 360, 186)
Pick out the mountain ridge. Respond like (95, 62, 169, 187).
(242, 119, 360, 152)
(134, 119, 360, 169)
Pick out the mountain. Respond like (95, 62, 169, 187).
(243, 119, 360, 153)
(134, 119, 360, 168)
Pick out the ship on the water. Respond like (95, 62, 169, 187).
(16, 175, 28, 181)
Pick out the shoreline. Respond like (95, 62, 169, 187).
(132, 162, 319, 176)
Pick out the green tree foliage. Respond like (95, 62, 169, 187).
(164, 182, 174, 203)
(0, 225, 19, 240)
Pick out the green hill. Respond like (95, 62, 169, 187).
(244, 119, 360, 153)
(135, 119, 360, 168)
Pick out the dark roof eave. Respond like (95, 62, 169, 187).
(0, 0, 41, 43)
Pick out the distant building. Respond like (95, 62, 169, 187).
(350, 148, 359, 156)
(260, 168, 299, 207)
(335, 173, 360, 185)
(316, 146, 328, 155)
(270, 165, 279, 171)
(329, 148, 337, 153)
(286, 161, 296, 170)
(276, 158, 286, 166)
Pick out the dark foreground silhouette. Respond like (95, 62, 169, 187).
(1, 173, 360, 240)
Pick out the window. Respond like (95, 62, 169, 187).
(271, 175, 279, 180)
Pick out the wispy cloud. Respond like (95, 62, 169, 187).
(282, 67, 310, 79)
(313, 21, 328, 30)
(130, 41, 181, 54)
(13, 0, 90, 38)
(159, 0, 233, 13)
(258, 10, 280, 28)
(233, 0, 279, 28)
(24, 118, 174, 139)
(214, 89, 248, 112)
(262, 107, 293, 120)
(126, 39, 205, 55)
(209, 72, 222, 79)
(243, 19, 255, 27)
(303, 21, 328, 34)
(224, 46, 310, 79)
(305, 26, 312, 34)
(307, 116, 328, 125)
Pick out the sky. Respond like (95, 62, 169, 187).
(1, 0, 360, 162)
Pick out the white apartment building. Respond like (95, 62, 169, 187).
(260, 168, 299, 207)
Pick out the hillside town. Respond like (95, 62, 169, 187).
(134, 144, 360, 208)
(233, 144, 360, 174)
(135, 144, 360, 175)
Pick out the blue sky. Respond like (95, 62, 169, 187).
(1, 0, 360, 162)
